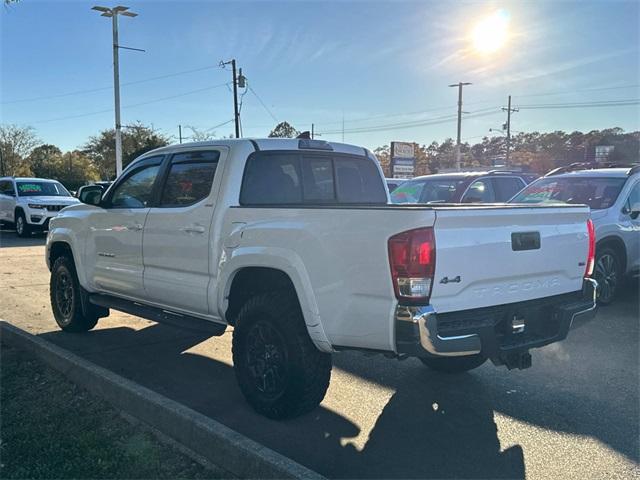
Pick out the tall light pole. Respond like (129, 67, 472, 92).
(92, 5, 138, 177)
(448, 82, 471, 171)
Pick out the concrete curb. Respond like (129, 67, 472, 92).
(0, 320, 324, 480)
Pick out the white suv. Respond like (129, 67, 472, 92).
(0, 177, 79, 237)
(511, 165, 640, 304)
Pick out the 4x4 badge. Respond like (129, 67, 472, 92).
(440, 276, 461, 284)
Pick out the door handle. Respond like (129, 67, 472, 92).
(180, 225, 205, 234)
(128, 223, 143, 231)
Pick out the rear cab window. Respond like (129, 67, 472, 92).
(240, 151, 387, 205)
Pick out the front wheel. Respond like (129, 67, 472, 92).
(15, 211, 31, 238)
(50, 256, 98, 332)
(232, 291, 332, 419)
(594, 247, 621, 305)
(419, 354, 487, 373)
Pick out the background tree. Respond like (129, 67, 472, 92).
(27, 144, 62, 179)
(0, 124, 40, 176)
(372, 145, 390, 176)
(268, 121, 299, 138)
(83, 122, 170, 180)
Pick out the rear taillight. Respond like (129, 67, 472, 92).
(388, 227, 436, 304)
(585, 219, 595, 277)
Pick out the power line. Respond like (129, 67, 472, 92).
(1, 64, 223, 105)
(248, 86, 278, 122)
(518, 99, 639, 109)
(29, 82, 231, 124)
(318, 98, 639, 135)
(319, 108, 500, 135)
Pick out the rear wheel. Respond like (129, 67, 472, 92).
(419, 354, 487, 373)
(232, 291, 332, 419)
(15, 211, 31, 237)
(594, 247, 621, 305)
(50, 256, 98, 332)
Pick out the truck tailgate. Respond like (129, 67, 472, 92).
(429, 205, 590, 313)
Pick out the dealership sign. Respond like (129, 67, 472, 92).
(391, 141, 416, 179)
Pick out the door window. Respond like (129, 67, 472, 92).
(462, 179, 495, 203)
(110, 165, 160, 208)
(160, 151, 219, 207)
(625, 182, 639, 214)
(0, 180, 15, 196)
(493, 177, 525, 201)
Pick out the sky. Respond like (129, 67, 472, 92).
(1, 0, 639, 152)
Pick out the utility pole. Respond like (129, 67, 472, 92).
(502, 95, 518, 167)
(220, 59, 246, 138)
(448, 82, 472, 171)
(178, 125, 182, 144)
(92, 6, 139, 177)
(311, 123, 314, 139)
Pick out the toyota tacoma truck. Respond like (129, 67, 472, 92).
(46, 138, 598, 419)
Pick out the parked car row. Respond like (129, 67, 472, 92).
(3, 161, 638, 307)
(389, 170, 538, 204)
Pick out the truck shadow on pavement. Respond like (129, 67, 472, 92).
(39, 323, 525, 479)
(36, 281, 638, 478)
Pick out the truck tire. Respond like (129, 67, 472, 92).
(232, 291, 332, 419)
(15, 210, 31, 238)
(594, 247, 621, 305)
(419, 354, 486, 373)
(50, 255, 99, 332)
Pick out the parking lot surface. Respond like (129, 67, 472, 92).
(1, 229, 638, 479)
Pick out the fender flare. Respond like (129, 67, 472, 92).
(47, 228, 91, 290)
(218, 246, 333, 353)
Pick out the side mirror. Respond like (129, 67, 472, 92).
(78, 185, 104, 206)
(629, 202, 640, 220)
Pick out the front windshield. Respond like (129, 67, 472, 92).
(16, 181, 71, 197)
(510, 177, 626, 210)
(390, 178, 465, 204)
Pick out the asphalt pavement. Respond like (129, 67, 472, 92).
(1, 229, 638, 479)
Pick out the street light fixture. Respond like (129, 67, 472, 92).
(92, 5, 138, 177)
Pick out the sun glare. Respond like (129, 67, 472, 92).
(472, 10, 510, 54)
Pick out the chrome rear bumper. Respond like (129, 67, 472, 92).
(395, 279, 598, 360)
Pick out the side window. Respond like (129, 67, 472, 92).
(462, 179, 495, 203)
(110, 165, 160, 208)
(160, 151, 219, 207)
(241, 154, 302, 205)
(626, 182, 640, 212)
(334, 157, 387, 203)
(301, 156, 334, 202)
(0, 180, 15, 196)
(493, 177, 525, 201)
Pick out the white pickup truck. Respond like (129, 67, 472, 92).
(46, 138, 598, 419)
